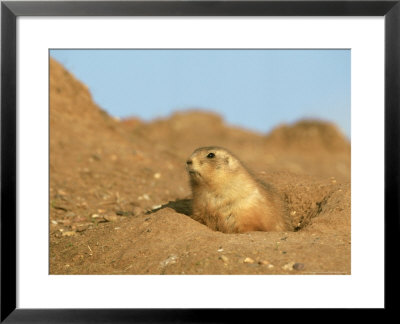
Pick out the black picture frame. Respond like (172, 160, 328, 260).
(1, 0, 399, 322)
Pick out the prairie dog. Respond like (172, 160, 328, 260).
(186, 146, 291, 233)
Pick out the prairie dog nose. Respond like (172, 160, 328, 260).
(186, 159, 193, 165)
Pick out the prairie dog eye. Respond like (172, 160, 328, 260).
(207, 152, 215, 159)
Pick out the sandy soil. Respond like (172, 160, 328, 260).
(49, 58, 351, 275)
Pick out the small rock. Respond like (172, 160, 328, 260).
(154, 173, 161, 179)
(161, 255, 178, 267)
(62, 231, 76, 237)
(267, 264, 274, 269)
(243, 257, 255, 264)
(91, 213, 100, 218)
(73, 223, 91, 232)
(219, 255, 229, 263)
(51, 220, 58, 225)
(104, 215, 119, 222)
(138, 194, 150, 201)
(293, 263, 305, 271)
(282, 262, 295, 271)
(114, 227, 121, 230)
(290, 210, 297, 216)
(87, 245, 93, 255)
(259, 260, 270, 265)
(217, 248, 224, 252)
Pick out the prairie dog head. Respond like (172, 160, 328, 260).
(186, 146, 243, 187)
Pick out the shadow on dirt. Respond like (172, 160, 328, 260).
(147, 198, 193, 216)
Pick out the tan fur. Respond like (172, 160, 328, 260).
(186, 146, 292, 233)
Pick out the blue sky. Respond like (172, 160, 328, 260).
(50, 49, 350, 138)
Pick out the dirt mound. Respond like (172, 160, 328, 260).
(50, 58, 351, 275)
(265, 119, 350, 153)
(122, 109, 264, 160)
